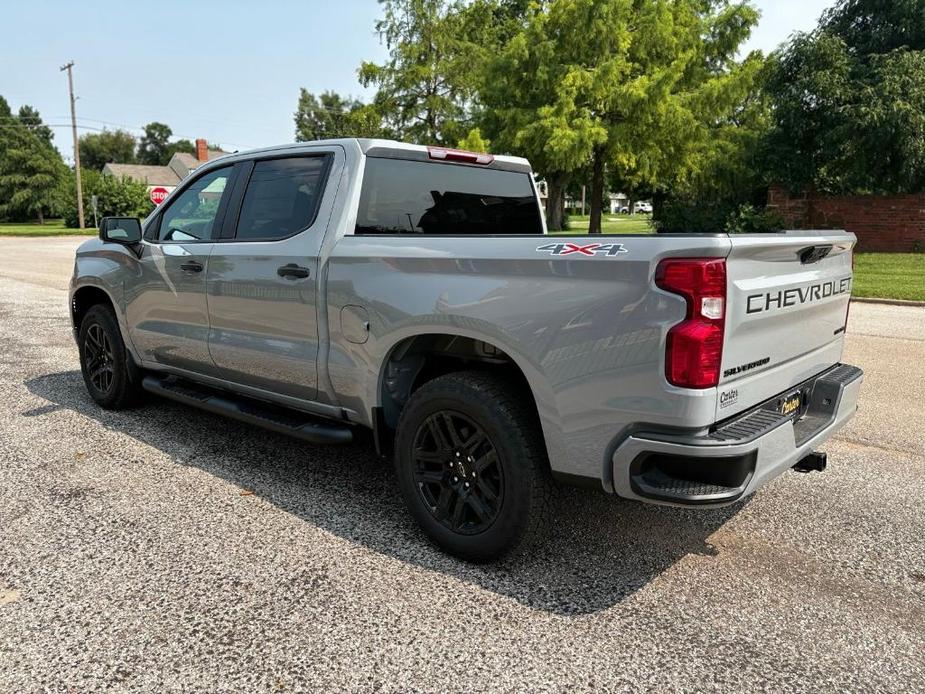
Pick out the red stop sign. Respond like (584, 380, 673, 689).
(150, 186, 169, 205)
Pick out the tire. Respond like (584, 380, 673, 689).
(78, 304, 144, 410)
(394, 370, 554, 562)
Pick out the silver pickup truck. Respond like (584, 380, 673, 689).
(70, 139, 863, 560)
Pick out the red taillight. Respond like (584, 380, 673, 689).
(655, 258, 727, 389)
(427, 146, 494, 165)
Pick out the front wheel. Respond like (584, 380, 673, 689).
(78, 304, 144, 410)
(394, 371, 554, 562)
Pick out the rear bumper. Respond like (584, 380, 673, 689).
(611, 363, 863, 507)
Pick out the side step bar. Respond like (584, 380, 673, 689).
(142, 376, 353, 445)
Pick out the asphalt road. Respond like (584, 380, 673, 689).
(1, 236, 923, 693)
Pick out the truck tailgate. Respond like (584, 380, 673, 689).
(717, 230, 855, 419)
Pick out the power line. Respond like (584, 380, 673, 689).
(0, 122, 109, 131)
(0, 120, 257, 150)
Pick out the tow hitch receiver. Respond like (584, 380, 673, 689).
(793, 451, 827, 473)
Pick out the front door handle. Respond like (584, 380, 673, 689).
(180, 261, 203, 273)
(277, 263, 310, 280)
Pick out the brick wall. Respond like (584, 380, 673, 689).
(767, 184, 925, 252)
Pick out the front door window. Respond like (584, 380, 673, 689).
(158, 166, 232, 242)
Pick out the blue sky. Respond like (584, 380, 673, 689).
(3, 0, 834, 161)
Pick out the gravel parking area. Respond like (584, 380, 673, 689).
(1, 236, 923, 692)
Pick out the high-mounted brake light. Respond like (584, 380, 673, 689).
(427, 146, 494, 165)
(655, 258, 727, 389)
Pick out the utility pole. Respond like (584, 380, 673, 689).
(60, 61, 85, 229)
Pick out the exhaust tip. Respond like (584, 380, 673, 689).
(793, 451, 827, 473)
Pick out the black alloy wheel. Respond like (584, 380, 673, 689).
(411, 410, 504, 535)
(78, 304, 144, 410)
(83, 322, 115, 395)
(394, 371, 555, 561)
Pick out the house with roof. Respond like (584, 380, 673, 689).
(101, 138, 228, 200)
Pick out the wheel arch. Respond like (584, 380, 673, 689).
(70, 281, 140, 365)
(71, 284, 117, 333)
(372, 328, 563, 464)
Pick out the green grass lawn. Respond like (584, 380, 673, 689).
(852, 253, 925, 301)
(0, 220, 92, 236)
(552, 213, 653, 235)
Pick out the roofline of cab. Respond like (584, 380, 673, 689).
(198, 138, 532, 174)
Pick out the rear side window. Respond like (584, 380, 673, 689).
(234, 155, 329, 241)
(355, 158, 542, 235)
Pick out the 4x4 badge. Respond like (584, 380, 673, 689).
(536, 242, 628, 257)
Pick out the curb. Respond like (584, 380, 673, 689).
(851, 297, 925, 307)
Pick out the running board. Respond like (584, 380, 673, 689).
(141, 375, 353, 445)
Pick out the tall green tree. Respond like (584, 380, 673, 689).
(359, 0, 485, 144)
(135, 123, 208, 165)
(654, 82, 777, 233)
(478, 2, 592, 230)
(136, 122, 174, 165)
(294, 89, 385, 141)
(79, 129, 137, 170)
(16, 105, 53, 144)
(764, 0, 925, 194)
(480, 0, 761, 232)
(0, 115, 67, 223)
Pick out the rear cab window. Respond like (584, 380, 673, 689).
(234, 155, 330, 241)
(355, 157, 543, 236)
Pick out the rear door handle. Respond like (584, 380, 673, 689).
(180, 261, 203, 273)
(277, 263, 310, 279)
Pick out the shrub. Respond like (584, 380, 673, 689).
(63, 169, 154, 228)
(654, 198, 730, 234)
(654, 198, 784, 234)
(725, 203, 785, 234)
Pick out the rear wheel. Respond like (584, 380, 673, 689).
(394, 371, 553, 561)
(78, 304, 143, 410)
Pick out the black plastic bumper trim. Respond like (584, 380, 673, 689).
(629, 450, 757, 505)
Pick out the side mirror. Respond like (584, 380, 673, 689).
(99, 217, 142, 244)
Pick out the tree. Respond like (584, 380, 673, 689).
(79, 129, 137, 170)
(476, 4, 586, 230)
(456, 127, 490, 152)
(764, 0, 925, 194)
(654, 71, 774, 233)
(17, 105, 53, 144)
(168, 138, 196, 159)
(0, 117, 67, 223)
(359, 0, 485, 144)
(294, 89, 385, 141)
(136, 122, 174, 165)
(479, 0, 761, 232)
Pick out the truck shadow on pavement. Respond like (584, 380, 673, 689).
(26, 370, 745, 616)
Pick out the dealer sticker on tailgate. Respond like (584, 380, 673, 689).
(777, 391, 803, 418)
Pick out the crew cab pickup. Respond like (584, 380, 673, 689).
(70, 139, 863, 560)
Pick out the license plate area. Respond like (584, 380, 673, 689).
(774, 389, 807, 420)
